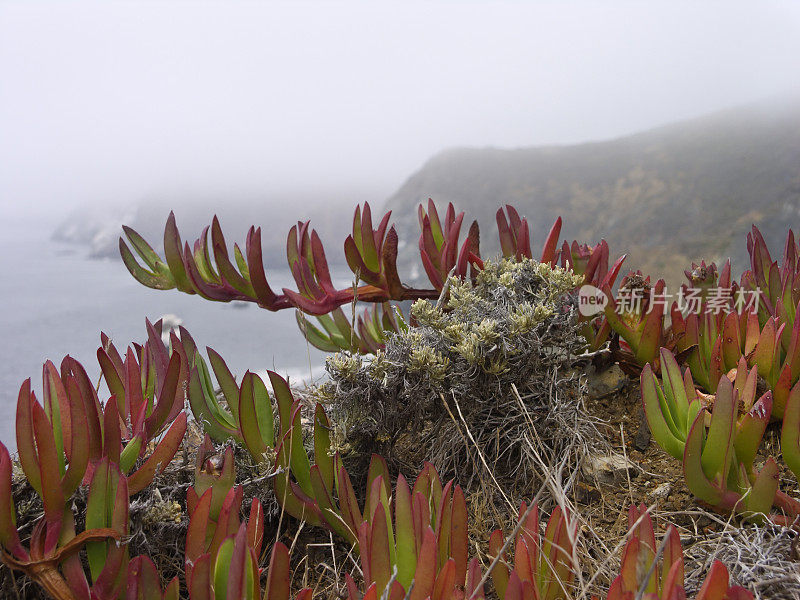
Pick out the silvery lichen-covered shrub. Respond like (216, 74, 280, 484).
(318, 257, 598, 487)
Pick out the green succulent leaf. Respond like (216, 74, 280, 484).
(683, 413, 725, 506)
(641, 364, 686, 460)
(701, 377, 736, 482)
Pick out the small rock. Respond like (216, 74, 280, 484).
(158, 313, 183, 346)
(648, 482, 671, 500)
(583, 453, 638, 485)
(634, 405, 652, 451)
(586, 364, 628, 399)
(574, 481, 601, 503)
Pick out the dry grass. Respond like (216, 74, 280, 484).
(679, 513, 800, 600)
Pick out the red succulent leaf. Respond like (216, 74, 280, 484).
(245, 225, 289, 310)
(185, 488, 214, 582)
(450, 485, 469, 586)
(188, 552, 212, 600)
(432, 558, 456, 600)
(264, 542, 292, 600)
(408, 527, 438, 600)
(336, 462, 363, 538)
(465, 557, 484, 600)
(128, 412, 187, 495)
(245, 498, 265, 560)
(0, 443, 28, 561)
(540, 217, 562, 265)
(128, 555, 179, 600)
(695, 561, 750, 600)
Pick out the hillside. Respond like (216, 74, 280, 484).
(54, 100, 800, 288)
(382, 99, 800, 289)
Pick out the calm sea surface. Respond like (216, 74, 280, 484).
(0, 218, 328, 448)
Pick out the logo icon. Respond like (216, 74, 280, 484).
(578, 285, 608, 317)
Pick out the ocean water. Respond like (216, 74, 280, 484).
(0, 219, 329, 448)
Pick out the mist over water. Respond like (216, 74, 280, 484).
(0, 217, 327, 446)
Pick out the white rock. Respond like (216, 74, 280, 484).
(582, 453, 637, 485)
(648, 482, 672, 500)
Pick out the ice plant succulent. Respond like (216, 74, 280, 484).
(554, 239, 625, 290)
(417, 199, 482, 290)
(120, 203, 439, 314)
(15, 368, 89, 538)
(0, 323, 196, 598)
(6, 372, 120, 597)
(669, 261, 738, 389)
(666, 256, 800, 418)
(184, 449, 313, 600)
(0, 443, 129, 600)
(183, 443, 252, 596)
(271, 398, 352, 536)
(344, 462, 480, 600)
(272, 409, 393, 547)
(97, 319, 187, 434)
(126, 556, 180, 600)
(487, 502, 578, 600)
(671, 301, 800, 419)
(496, 205, 561, 266)
(605, 504, 752, 600)
(0, 322, 193, 597)
(272, 413, 475, 597)
(183, 348, 362, 540)
(739, 225, 800, 327)
(185, 489, 257, 599)
(187, 436, 237, 518)
(641, 349, 800, 521)
(670, 305, 761, 396)
(557, 239, 627, 352)
(83, 458, 131, 596)
(673, 304, 800, 420)
(779, 380, 800, 482)
(296, 302, 406, 354)
(121, 202, 583, 355)
(606, 504, 684, 600)
(12, 321, 188, 498)
(604, 272, 669, 370)
(496, 205, 534, 262)
(181, 332, 303, 464)
(744, 308, 800, 419)
(94, 322, 188, 493)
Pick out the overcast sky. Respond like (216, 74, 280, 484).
(2, 0, 800, 222)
